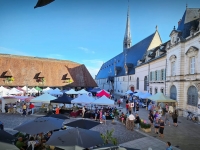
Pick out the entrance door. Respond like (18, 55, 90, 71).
(170, 85, 177, 100)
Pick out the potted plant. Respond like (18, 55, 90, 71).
(100, 129, 118, 145)
(140, 119, 151, 132)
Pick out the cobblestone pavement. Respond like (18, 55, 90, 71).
(114, 94, 200, 150)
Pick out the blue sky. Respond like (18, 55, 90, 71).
(0, 0, 200, 78)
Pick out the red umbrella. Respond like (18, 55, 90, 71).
(96, 90, 110, 98)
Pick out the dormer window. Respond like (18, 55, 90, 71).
(156, 50, 160, 57)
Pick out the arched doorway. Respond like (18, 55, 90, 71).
(170, 85, 177, 100)
(130, 86, 134, 92)
(187, 86, 198, 106)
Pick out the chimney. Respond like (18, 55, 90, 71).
(178, 19, 182, 26)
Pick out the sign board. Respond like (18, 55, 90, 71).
(131, 103, 134, 107)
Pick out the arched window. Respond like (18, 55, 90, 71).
(170, 85, 177, 100)
(160, 88, 164, 93)
(136, 78, 139, 90)
(144, 76, 147, 91)
(187, 86, 198, 107)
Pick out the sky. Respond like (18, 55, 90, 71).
(0, 0, 200, 78)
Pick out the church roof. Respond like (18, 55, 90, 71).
(176, 8, 199, 38)
(95, 32, 156, 79)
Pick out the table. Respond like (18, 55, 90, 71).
(70, 110, 82, 117)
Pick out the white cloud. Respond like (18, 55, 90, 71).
(78, 47, 95, 54)
(0, 46, 29, 56)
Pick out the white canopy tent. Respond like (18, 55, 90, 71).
(139, 92, 152, 99)
(92, 95, 114, 106)
(125, 90, 134, 94)
(42, 87, 54, 94)
(31, 93, 57, 103)
(71, 94, 95, 104)
(0, 86, 9, 96)
(8, 88, 23, 95)
(49, 90, 63, 95)
(21, 86, 31, 92)
(65, 89, 78, 95)
(28, 88, 38, 94)
(133, 91, 144, 97)
(77, 89, 89, 94)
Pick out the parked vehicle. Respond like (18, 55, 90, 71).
(0, 121, 4, 130)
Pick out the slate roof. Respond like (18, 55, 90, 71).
(136, 41, 168, 67)
(95, 32, 156, 79)
(177, 8, 200, 38)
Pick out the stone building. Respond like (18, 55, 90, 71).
(166, 8, 200, 114)
(0, 54, 97, 89)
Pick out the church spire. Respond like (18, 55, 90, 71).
(123, 2, 132, 50)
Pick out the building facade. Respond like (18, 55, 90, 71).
(95, 7, 162, 95)
(166, 8, 200, 114)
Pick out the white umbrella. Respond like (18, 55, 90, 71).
(71, 94, 95, 104)
(65, 89, 78, 95)
(31, 93, 57, 103)
(92, 95, 114, 106)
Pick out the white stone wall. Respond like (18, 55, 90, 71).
(166, 32, 200, 114)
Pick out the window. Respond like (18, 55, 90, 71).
(155, 71, 158, 80)
(171, 62, 175, 76)
(161, 69, 164, 80)
(118, 77, 119, 81)
(144, 76, 147, 91)
(170, 85, 177, 100)
(155, 88, 158, 94)
(190, 57, 195, 74)
(136, 78, 139, 90)
(187, 86, 198, 106)
(160, 88, 164, 93)
(150, 88, 152, 94)
(130, 76, 131, 81)
(123, 77, 125, 81)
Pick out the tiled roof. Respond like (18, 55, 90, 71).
(0, 54, 97, 87)
(95, 32, 156, 79)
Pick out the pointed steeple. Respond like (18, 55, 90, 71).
(123, 3, 132, 51)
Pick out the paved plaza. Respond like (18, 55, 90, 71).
(1, 102, 200, 150)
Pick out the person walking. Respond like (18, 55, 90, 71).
(159, 119, 165, 138)
(99, 109, 103, 123)
(172, 110, 178, 127)
(164, 110, 170, 126)
(127, 113, 135, 131)
(117, 98, 121, 107)
(154, 118, 160, 134)
(148, 112, 154, 127)
(4, 104, 8, 113)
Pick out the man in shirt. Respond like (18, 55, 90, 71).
(16, 137, 26, 150)
(22, 103, 27, 117)
(128, 113, 135, 131)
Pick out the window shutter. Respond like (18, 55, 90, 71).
(152, 71, 155, 81)
(163, 69, 166, 80)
